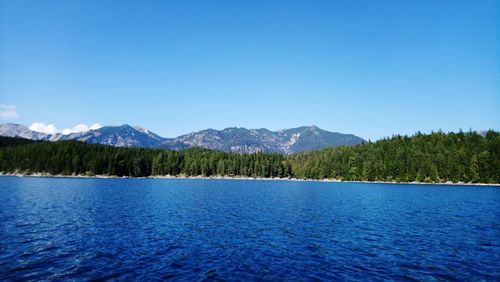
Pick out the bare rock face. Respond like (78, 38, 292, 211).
(161, 126, 365, 154)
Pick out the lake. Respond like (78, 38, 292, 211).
(0, 176, 498, 280)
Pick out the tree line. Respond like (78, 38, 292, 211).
(289, 130, 499, 183)
(0, 130, 498, 183)
(0, 137, 291, 178)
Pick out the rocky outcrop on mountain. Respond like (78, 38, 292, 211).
(0, 123, 365, 154)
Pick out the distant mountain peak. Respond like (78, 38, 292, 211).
(0, 123, 365, 153)
(0, 123, 50, 140)
(133, 125, 149, 133)
(161, 125, 365, 154)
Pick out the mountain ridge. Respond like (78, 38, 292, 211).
(0, 123, 365, 154)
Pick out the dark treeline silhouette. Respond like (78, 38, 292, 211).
(0, 130, 498, 183)
(0, 137, 291, 178)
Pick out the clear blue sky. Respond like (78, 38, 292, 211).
(1, 0, 498, 140)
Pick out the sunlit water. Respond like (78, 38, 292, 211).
(0, 176, 499, 280)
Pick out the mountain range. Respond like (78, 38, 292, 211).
(0, 123, 365, 154)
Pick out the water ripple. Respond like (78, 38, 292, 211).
(0, 177, 499, 280)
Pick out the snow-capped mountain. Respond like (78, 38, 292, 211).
(0, 124, 164, 148)
(0, 123, 365, 154)
(55, 125, 165, 148)
(0, 123, 51, 140)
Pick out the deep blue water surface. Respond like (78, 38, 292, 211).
(0, 176, 499, 281)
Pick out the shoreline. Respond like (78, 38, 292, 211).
(1, 172, 499, 187)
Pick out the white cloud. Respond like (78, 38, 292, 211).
(62, 124, 87, 135)
(29, 122, 59, 135)
(0, 105, 19, 119)
(89, 123, 102, 130)
(29, 122, 102, 135)
(62, 123, 102, 135)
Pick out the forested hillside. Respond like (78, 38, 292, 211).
(290, 131, 499, 183)
(0, 130, 498, 184)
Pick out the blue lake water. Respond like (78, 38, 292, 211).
(0, 176, 499, 281)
